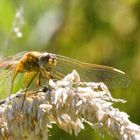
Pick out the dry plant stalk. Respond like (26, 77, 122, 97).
(0, 70, 139, 140)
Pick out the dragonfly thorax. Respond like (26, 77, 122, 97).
(17, 52, 41, 72)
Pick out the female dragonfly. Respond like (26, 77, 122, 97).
(0, 51, 130, 96)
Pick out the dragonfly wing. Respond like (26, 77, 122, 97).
(0, 61, 18, 98)
(0, 51, 28, 63)
(54, 54, 130, 88)
(0, 51, 28, 70)
(50, 70, 65, 80)
(0, 69, 14, 98)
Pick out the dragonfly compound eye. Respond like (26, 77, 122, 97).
(48, 55, 57, 67)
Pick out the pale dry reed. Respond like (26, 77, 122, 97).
(0, 70, 139, 140)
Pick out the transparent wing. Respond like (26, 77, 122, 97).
(0, 51, 27, 69)
(0, 69, 14, 98)
(0, 51, 28, 63)
(0, 62, 18, 98)
(52, 54, 130, 88)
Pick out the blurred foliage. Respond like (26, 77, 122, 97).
(0, 0, 140, 139)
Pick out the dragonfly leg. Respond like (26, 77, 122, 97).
(36, 73, 42, 86)
(17, 73, 38, 116)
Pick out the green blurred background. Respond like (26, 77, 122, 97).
(0, 0, 140, 139)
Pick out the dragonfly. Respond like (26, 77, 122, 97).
(0, 51, 130, 97)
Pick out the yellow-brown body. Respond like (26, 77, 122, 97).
(15, 51, 41, 73)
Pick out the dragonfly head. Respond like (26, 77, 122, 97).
(38, 53, 57, 71)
